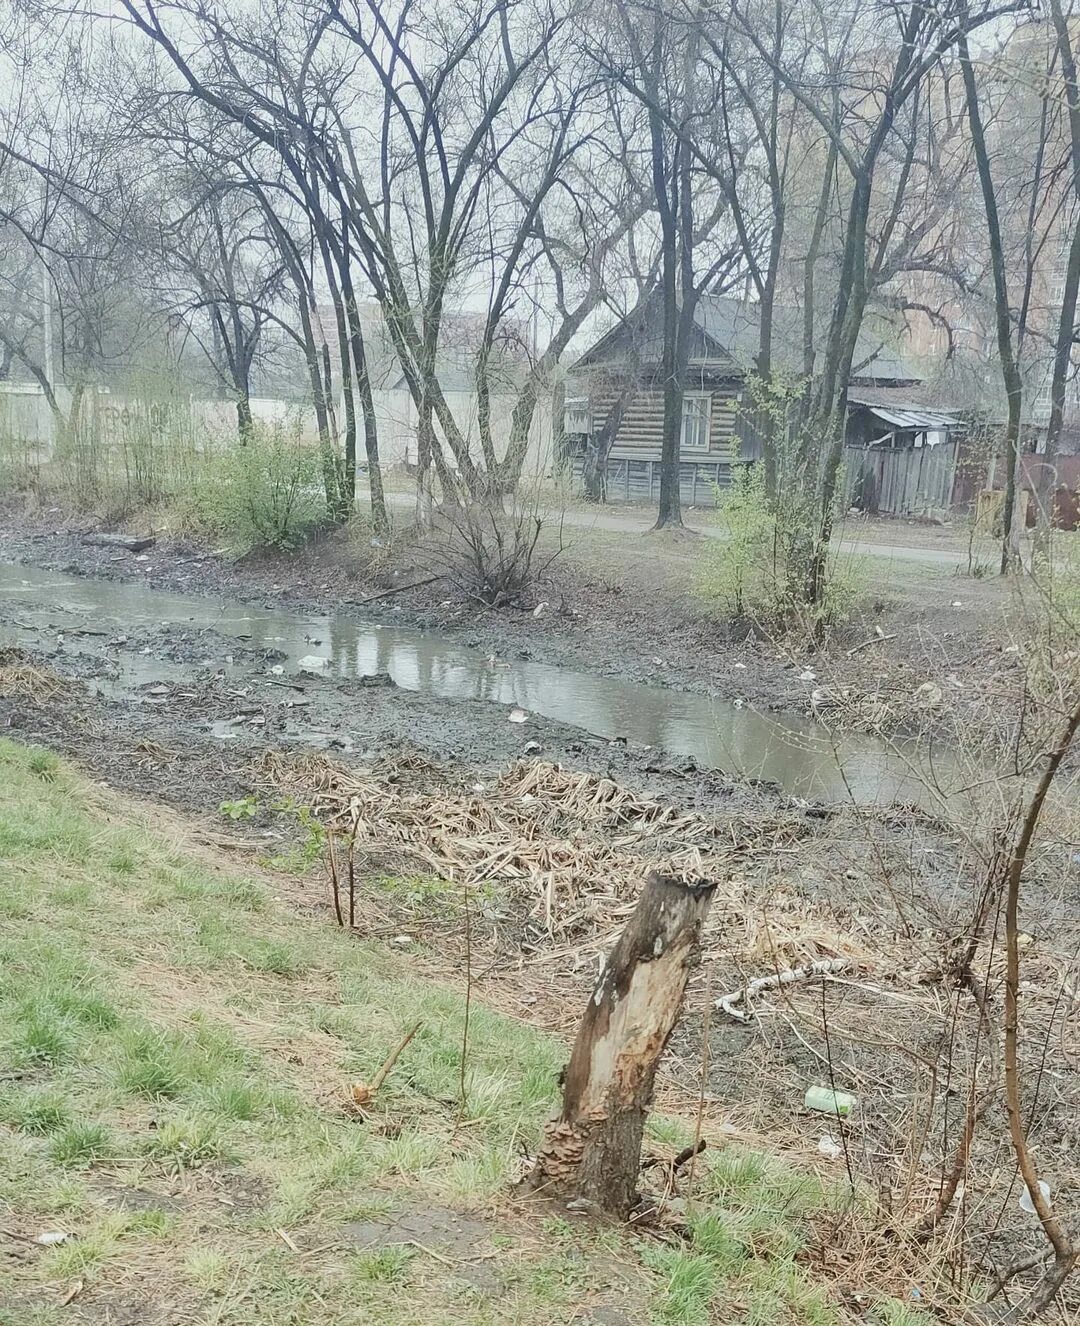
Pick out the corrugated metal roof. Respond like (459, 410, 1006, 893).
(864, 404, 959, 431)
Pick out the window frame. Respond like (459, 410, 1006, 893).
(679, 391, 713, 453)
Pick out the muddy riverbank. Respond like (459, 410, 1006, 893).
(0, 502, 1028, 749)
(0, 561, 989, 805)
(2, 529, 1077, 1295)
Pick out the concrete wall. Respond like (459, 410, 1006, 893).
(0, 384, 555, 482)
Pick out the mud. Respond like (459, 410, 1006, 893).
(0, 558, 958, 807)
(0, 641, 750, 829)
(0, 503, 1026, 749)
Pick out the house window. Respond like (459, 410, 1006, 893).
(1049, 260, 1068, 307)
(564, 399, 591, 435)
(681, 393, 712, 452)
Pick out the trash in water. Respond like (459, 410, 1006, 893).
(298, 655, 329, 671)
(508, 707, 528, 723)
(804, 1086, 857, 1116)
(1019, 1180, 1052, 1215)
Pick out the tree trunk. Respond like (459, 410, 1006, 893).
(235, 391, 254, 446)
(584, 380, 636, 503)
(298, 296, 341, 519)
(959, 29, 1024, 576)
(1036, 0, 1080, 563)
(647, 50, 684, 533)
(340, 268, 388, 534)
(525, 871, 717, 1217)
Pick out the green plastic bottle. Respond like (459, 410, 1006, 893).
(804, 1086, 857, 1116)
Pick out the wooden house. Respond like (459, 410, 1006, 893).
(565, 295, 962, 515)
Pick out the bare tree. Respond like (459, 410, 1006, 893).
(160, 174, 288, 444)
(958, 20, 1026, 574)
(1040, 0, 1080, 549)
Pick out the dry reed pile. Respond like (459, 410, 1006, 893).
(252, 751, 821, 942)
(0, 647, 68, 704)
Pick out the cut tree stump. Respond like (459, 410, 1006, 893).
(525, 870, 718, 1217)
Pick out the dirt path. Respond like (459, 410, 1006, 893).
(381, 488, 977, 566)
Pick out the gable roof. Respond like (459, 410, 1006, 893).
(573, 291, 737, 374)
(574, 293, 921, 385)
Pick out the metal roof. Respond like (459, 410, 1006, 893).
(861, 404, 960, 432)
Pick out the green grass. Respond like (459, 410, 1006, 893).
(0, 738, 875, 1325)
(48, 1121, 113, 1168)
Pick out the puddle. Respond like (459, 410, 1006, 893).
(0, 562, 963, 804)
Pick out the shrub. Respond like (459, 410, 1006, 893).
(434, 502, 562, 608)
(699, 462, 775, 619)
(191, 424, 324, 553)
(698, 461, 862, 635)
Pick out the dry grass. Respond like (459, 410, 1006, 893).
(247, 746, 1080, 1319)
(0, 647, 69, 705)
(1, 738, 893, 1326)
(253, 751, 813, 945)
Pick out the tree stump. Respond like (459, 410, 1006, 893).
(526, 871, 717, 1217)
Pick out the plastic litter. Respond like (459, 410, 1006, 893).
(804, 1086, 857, 1116)
(1019, 1180, 1051, 1215)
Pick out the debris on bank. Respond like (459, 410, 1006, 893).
(253, 752, 822, 947)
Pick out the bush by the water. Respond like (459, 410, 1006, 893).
(697, 461, 862, 634)
(191, 426, 323, 553)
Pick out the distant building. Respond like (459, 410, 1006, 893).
(566, 294, 963, 517)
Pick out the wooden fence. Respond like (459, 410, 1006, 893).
(843, 441, 958, 518)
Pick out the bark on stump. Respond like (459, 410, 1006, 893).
(526, 871, 717, 1217)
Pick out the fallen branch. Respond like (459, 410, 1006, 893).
(845, 632, 897, 657)
(715, 958, 851, 1022)
(81, 533, 156, 553)
(643, 1139, 707, 1180)
(350, 1021, 423, 1107)
(359, 574, 444, 605)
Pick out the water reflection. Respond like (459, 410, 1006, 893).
(0, 563, 959, 804)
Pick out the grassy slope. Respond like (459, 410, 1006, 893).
(0, 740, 904, 1326)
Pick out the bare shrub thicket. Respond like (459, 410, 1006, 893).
(759, 581, 1080, 1317)
(430, 502, 565, 608)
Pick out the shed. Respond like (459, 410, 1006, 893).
(844, 392, 962, 518)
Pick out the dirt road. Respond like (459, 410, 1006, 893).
(379, 489, 975, 566)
